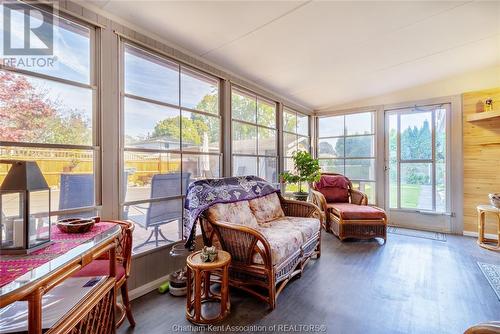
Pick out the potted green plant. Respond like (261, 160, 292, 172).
(281, 151, 321, 201)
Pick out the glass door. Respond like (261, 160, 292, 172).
(385, 104, 451, 232)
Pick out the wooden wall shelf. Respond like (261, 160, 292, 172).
(466, 110, 500, 122)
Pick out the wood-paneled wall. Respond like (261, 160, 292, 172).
(463, 88, 500, 234)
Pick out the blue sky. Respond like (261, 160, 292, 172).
(1, 3, 218, 144)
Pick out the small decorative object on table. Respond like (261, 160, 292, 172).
(200, 246, 218, 262)
(489, 193, 500, 208)
(56, 216, 100, 234)
(485, 98, 493, 112)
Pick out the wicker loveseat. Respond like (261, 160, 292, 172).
(199, 191, 322, 309)
(311, 173, 387, 243)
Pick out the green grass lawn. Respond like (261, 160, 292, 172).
(390, 184, 422, 208)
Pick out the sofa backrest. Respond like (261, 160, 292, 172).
(205, 192, 284, 227)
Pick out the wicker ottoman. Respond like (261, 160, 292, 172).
(327, 203, 387, 242)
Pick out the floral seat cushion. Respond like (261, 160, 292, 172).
(258, 217, 320, 242)
(206, 201, 258, 228)
(252, 225, 303, 265)
(328, 203, 386, 220)
(248, 193, 285, 224)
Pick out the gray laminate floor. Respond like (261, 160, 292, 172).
(118, 231, 500, 334)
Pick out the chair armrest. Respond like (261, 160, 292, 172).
(310, 189, 328, 214)
(350, 189, 368, 205)
(279, 196, 323, 224)
(209, 220, 273, 267)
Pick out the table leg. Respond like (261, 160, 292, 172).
(221, 264, 229, 315)
(497, 213, 500, 248)
(194, 269, 201, 322)
(203, 270, 211, 299)
(477, 210, 485, 244)
(186, 266, 192, 314)
(28, 287, 43, 334)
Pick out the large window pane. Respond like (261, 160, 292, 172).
(283, 132, 297, 157)
(345, 135, 374, 158)
(297, 113, 309, 136)
(436, 162, 446, 212)
(345, 159, 375, 181)
(232, 121, 257, 155)
(297, 135, 310, 152)
(181, 111, 220, 153)
(231, 89, 256, 123)
(283, 110, 296, 133)
(352, 181, 376, 204)
(124, 44, 179, 105)
(258, 128, 277, 156)
(181, 67, 218, 114)
(259, 157, 277, 183)
(0, 71, 92, 145)
(319, 115, 344, 137)
(400, 163, 432, 210)
(257, 99, 276, 128)
(319, 159, 344, 174)
(1, 146, 94, 212)
(400, 112, 432, 160)
(233, 156, 257, 176)
(124, 151, 181, 202)
(124, 97, 180, 150)
(183, 154, 220, 180)
(318, 138, 344, 158)
(126, 199, 183, 253)
(345, 112, 374, 135)
(2, 8, 91, 85)
(388, 114, 398, 208)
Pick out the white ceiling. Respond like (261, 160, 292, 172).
(87, 0, 500, 110)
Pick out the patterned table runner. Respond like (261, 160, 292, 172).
(0, 222, 116, 287)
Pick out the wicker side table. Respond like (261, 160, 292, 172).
(186, 250, 231, 324)
(477, 205, 500, 251)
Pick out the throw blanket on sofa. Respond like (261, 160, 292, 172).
(183, 176, 279, 249)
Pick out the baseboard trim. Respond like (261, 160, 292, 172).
(128, 274, 170, 301)
(463, 231, 498, 240)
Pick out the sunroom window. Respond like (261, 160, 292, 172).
(0, 7, 98, 220)
(121, 43, 220, 253)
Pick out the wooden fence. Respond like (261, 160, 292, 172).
(0, 148, 180, 188)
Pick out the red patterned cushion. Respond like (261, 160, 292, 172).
(328, 203, 386, 220)
(72, 260, 125, 280)
(316, 175, 350, 203)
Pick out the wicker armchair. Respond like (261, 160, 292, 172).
(199, 193, 322, 309)
(311, 173, 387, 243)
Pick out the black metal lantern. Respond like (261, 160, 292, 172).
(0, 161, 52, 254)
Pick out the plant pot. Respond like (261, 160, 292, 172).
(293, 192, 309, 201)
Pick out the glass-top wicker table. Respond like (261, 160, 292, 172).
(476, 205, 500, 251)
(0, 222, 121, 333)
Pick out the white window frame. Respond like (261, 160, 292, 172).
(119, 40, 222, 251)
(385, 103, 451, 213)
(0, 5, 100, 218)
(230, 85, 279, 183)
(282, 107, 311, 192)
(316, 110, 377, 204)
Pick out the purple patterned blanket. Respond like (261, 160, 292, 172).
(183, 176, 279, 249)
